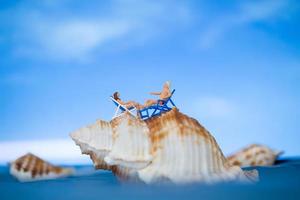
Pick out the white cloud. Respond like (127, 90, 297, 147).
(199, 0, 291, 49)
(27, 19, 131, 60)
(7, 0, 192, 61)
(0, 139, 90, 165)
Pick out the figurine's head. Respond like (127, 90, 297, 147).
(113, 92, 120, 100)
(164, 81, 171, 88)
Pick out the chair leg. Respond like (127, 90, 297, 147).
(152, 108, 158, 117)
(137, 110, 142, 119)
(113, 105, 120, 118)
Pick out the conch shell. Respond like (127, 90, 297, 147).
(105, 115, 153, 169)
(70, 108, 258, 184)
(227, 144, 283, 167)
(10, 153, 74, 182)
(71, 120, 113, 170)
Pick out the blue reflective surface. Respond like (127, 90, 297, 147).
(1, 158, 300, 200)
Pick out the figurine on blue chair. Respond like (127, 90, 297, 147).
(143, 81, 171, 108)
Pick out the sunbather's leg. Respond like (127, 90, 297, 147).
(135, 103, 143, 110)
(124, 101, 142, 109)
(144, 99, 157, 107)
(124, 102, 134, 108)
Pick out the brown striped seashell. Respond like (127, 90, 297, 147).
(227, 144, 283, 167)
(10, 153, 74, 182)
(70, 108, 258, 184)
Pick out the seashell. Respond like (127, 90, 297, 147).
(10, 153, 73, 182)
(70, 118, 138, 180)
(111, 165, 139, 182)
(138, 109, 253, 184)
(104, 114, 152, 170)
(70, 108, 258, 184)
(70, 120, 113, 171)
(227, 144, 283, 167)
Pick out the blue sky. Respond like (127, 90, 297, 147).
(0, 0, 299, 162)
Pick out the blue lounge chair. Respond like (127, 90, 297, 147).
(139, 89, 176, 120)
(110, 97, 137, 119)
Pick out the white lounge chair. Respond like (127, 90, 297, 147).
(110, 97, 137, 119)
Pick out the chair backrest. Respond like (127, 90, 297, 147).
(170, 89, 175, 96)
(157, 89, 175, 105)
(110, 96, 129, 112)
(110, 96, 119, 106)
(164, 89, 175, 100)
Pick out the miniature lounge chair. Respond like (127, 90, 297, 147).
(139, 89, 176, 120)
(110, 97, 137, 119)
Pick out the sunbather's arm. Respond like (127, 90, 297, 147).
(150, 92, 161, 95)
(117, 99, 126, 105)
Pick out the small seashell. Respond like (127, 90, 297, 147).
(227, 144, 283, 167)
(10, 153, 74, 182)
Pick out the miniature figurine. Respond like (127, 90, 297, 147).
(143, 81, 171, 108)
(110, 82, 176, 119)
(113, 92, 141, 109)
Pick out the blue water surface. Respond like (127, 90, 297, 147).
(1, 158, 300, 200)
